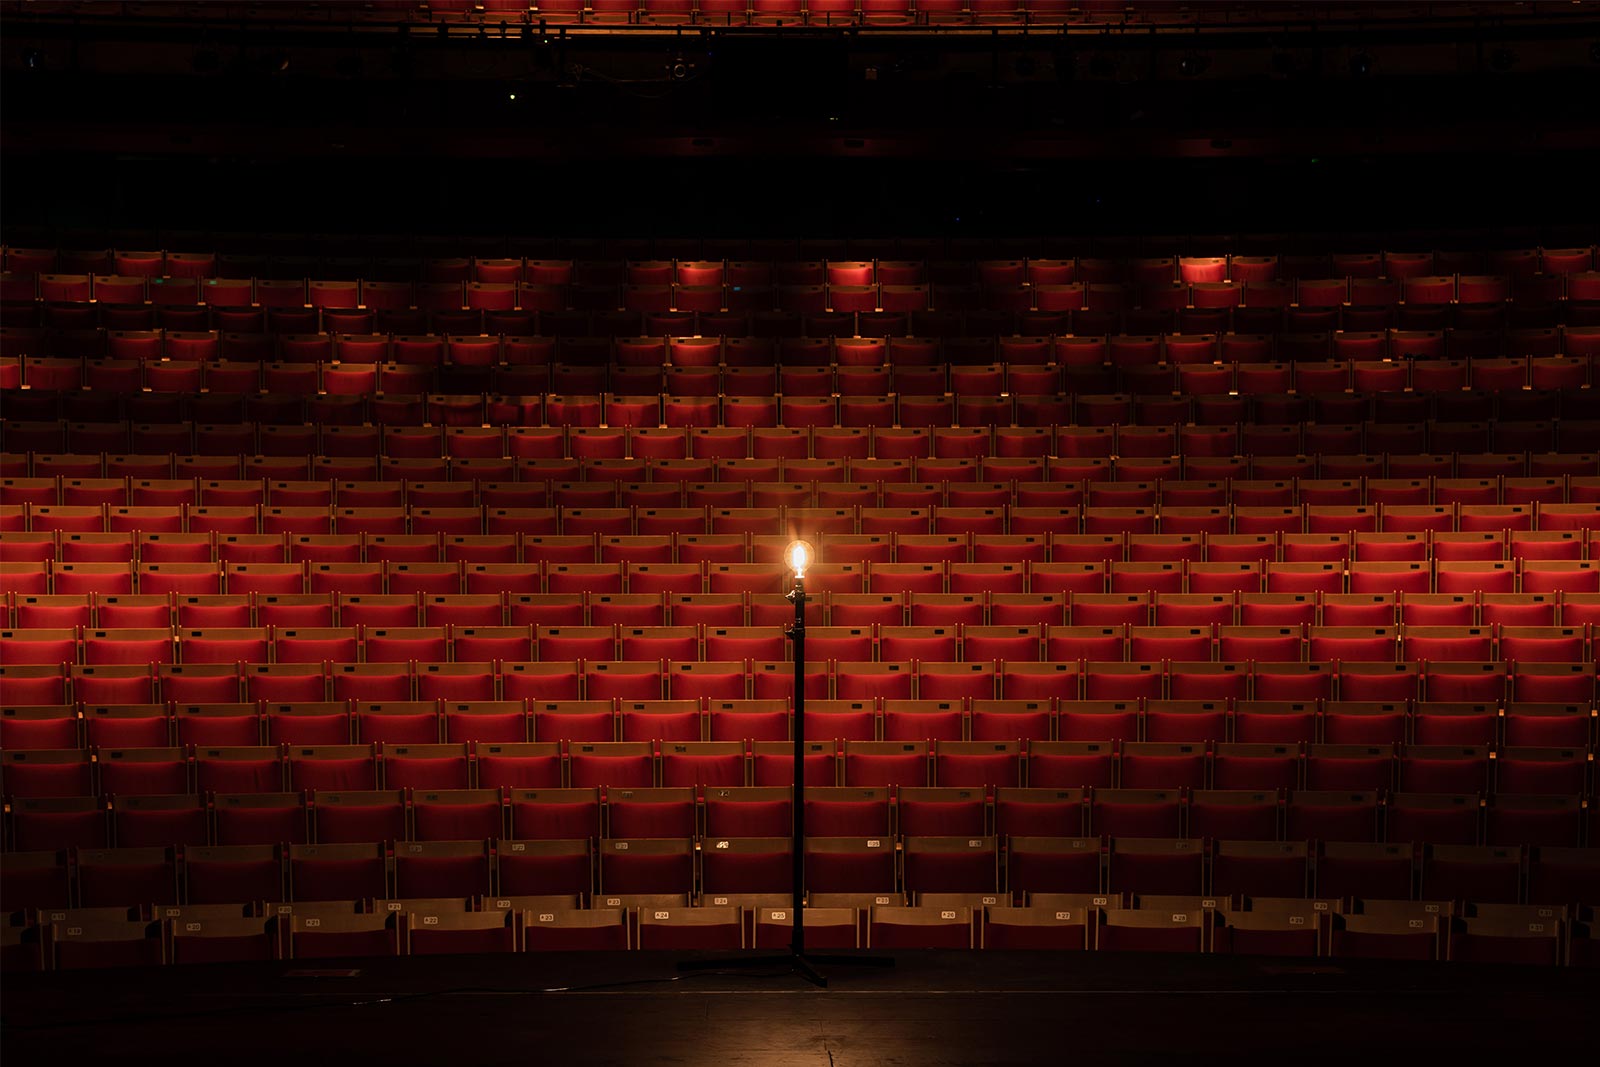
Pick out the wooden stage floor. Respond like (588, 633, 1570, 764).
(5, 951, 1596, 1066)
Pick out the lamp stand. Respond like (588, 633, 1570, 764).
(678, 573, 892, 987)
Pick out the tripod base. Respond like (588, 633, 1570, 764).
(677, 950, 895, 988)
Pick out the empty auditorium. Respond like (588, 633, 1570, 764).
(2, 1, 1598, 1063)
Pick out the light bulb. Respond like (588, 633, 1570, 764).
(785, 539, 814, 578)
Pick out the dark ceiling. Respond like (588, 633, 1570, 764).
(3, 3, 1598, 239)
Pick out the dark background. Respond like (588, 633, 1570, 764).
(4, 4, 1598, 245)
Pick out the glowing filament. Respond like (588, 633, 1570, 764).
(785, 539, 814, 579)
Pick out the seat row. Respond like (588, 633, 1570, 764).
(14, 438, 1600, 482)
(103, 444, 1600, 483)
(17, 525, 1600, 563)
(4, 612, 1600, 653)
(16, 586, 1600, 631)
(3, 312, 1595, 354)
(20, 405, 1594, 444)
(0, 286, 1310, 330)
(6, 780, 1597, 846)
(12, 292, 1599, 340)
(9, 245, 1594, 283)
(12, 450, 1600, 489)
(11, 384, 1600, 439)
(6, 688, 1599, 744)
(12, 265, 1599, 302)
(18, 343, 1600, 384)
(9, 323, 1599, 368)
(15, 422, 1600, 468)
(6, 614, 1600, 658)
(21, 402, 1597, 446)
(12, 395, 1600, 445)
(7, 323, 1594, 359)
(12, 523, 1600, 561)
(18, 524, 1600, 563)
(11, 270, 1600, 316)
(0, 651, 1558, 702)
(7, 346, 1600, 393)
(9, 479, 1600, 519)
(11, 896, 1596, 969)
(10, 408, 1600, 460)
(27, 895, 1600, 974)
(5, 834, 1597, 914)
(8, 498, 1600, 535)
(7, 299, 1594, 343)
(13, 557, 1600, 599)
(9, 305, 1600, 350)
(0, 642, 1596, 698)
(3, 736, 1594, 805)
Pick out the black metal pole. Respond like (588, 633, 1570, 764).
(677, 558, 886, 985)
(788, 574, 807, 959)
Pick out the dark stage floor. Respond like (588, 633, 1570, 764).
(5, 952, 1596, 1066)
